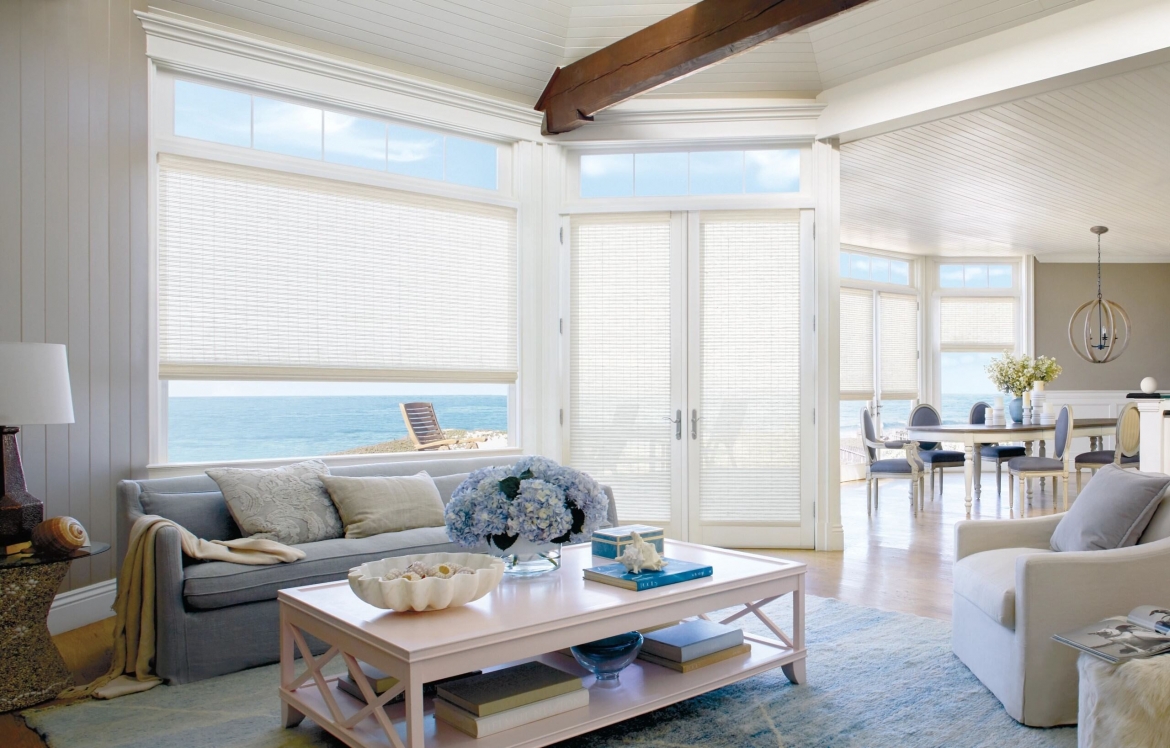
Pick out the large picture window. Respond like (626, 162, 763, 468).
(156, 154, 517, 462)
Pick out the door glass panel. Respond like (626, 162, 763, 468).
(570, 214, 673, 523)
(699, 212, 801, 523)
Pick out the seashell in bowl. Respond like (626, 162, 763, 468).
(348, 552, 505, 612)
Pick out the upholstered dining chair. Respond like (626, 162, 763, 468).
(969, 401, 1026, 495)
(1074, 402, 1140, 491)
(860, 407, 923, 516)
(1007, 405, 1073, 513)
(909, 403, 965, 497)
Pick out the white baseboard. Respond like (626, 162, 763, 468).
(48, 578, 116, 635)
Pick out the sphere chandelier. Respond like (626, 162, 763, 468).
(1067, 226, 1130, 364)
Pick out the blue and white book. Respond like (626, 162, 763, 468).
(640, 619, 744, 663)
(582, 558, 712, 591)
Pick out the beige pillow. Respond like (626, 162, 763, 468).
(320, 472, 446, 539)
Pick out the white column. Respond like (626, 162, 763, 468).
(1138, 400, 1167, 473)
(813, 138, 843, 552)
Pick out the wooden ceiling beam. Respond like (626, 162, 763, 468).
(535, 0, 874, 134)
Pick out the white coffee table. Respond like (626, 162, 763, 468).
(278, 540, 807, 748)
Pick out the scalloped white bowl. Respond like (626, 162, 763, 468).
(348, 552, 505, 612)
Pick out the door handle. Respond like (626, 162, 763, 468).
(662, 410, 682, 440)
(691, 409, 701, 440)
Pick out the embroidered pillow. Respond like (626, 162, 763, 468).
(207, 459, 342, 545)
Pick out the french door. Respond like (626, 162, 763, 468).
(565, 210, 815, 549)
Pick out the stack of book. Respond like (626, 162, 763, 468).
(434, 661, 587, 738)
(583, 558, 712, 591)
(637, 619, 750, 673)
(337, 662, 479, 705)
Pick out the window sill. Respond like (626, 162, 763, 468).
(145, 446, 523, 479)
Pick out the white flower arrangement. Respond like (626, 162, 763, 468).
(985, 353, 1062, 397)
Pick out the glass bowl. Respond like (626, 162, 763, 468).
(570, 631, 644, 686)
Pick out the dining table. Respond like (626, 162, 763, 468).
(903, 418, 1117, 518)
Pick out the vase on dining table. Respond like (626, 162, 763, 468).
(1008, 396, 1024, 424)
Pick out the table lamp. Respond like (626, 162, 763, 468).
(0, 343, 75, 547)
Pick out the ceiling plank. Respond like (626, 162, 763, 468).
(535, 0, 873, 133)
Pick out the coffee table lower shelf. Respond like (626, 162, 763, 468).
(282, 633, 802, 748)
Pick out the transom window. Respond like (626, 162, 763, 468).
(173, 79, 499, 190)
(579, 149, 800, 198)
(938, 263, 1013, 289)
(839, 250, 910, 285)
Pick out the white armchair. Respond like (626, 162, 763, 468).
(952, 507, 1170, 726)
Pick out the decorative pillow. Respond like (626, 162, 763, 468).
(320, 472, 446, 539)
(1051, 464, 1170, 552)
(207, 459, 342, 545)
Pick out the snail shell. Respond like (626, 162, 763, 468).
(31, 516, 89, 556)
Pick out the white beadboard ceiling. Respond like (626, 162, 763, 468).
(840, 61, 1170, 261)
(165, 0, 1092, 102)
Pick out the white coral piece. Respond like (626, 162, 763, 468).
(400, 572, 423, 582)
(619, 531, 667, 573)
(406, 561, 430, 577)
(382, 568, 404, 581)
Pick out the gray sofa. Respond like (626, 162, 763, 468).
(117, 454, 618, 684)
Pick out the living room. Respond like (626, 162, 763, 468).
(3, 0, 1170, 746)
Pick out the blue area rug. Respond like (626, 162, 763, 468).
(23, 596, 1076, 747)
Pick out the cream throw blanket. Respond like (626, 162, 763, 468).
(63, 515, 305, 700)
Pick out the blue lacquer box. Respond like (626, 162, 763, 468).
(591, 525, 665, 559)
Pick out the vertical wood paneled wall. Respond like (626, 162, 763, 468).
(0, 0, 149, 591)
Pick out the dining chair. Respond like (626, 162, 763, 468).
(1074, 402, 1140, 491)
(969, 401, 1026, 495)
(909, 403, 965, 497)
(1007, 405, 1073, 513)
(860, 406, 924, 516)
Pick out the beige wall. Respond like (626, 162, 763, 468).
(1, 0, 149, 589)
(1034, 260, 1170, 391)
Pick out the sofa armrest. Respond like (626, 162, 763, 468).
(954, 514, 1062, 562)
(153, 525, 188, 684)
(117, 479, 147, 570)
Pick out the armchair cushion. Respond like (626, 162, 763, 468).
(870, 458, 913, 474)
(953, 547, 1052, 629)
(1050, 465, 1170, 552)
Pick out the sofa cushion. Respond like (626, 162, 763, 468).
(433, 473, 469, 504)
(208, 459, 343, 545)
(321, 472, 446, 538)
(1051, 464, 1170, 552)
(953, 547, 1052, 629)
(183, 526, 475, 610)
(140, 490, 240, 542)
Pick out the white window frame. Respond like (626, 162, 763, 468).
(838, 247, 921, 481)
(148, 70, 525, 469)
(928, 256, 1025, 412)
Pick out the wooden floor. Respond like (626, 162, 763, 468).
(0, 469, 1077, 744)
(758, 469, 1078, 622)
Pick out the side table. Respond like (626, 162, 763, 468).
(0, 542, 109, 711)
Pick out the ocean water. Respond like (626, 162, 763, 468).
(168, 395, 508, 463)
(839, 393, 1000, 434)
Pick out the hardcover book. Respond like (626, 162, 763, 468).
(640, 619, 744, 662)
(336, 662, 480, 705)
(638, 643, 751, 673)
(434, 689, 589, 738)
(1053, 606, 1170, 663)
(435, 661, 582, 717)
(591, 525, 665, 559)
(582, 558, 712, 591)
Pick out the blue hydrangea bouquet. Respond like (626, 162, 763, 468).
(445, 457, 608, 555)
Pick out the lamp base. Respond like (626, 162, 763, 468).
(0, 427, 44, 547)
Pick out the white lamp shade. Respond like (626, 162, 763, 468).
(0, 343, 75, 425)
